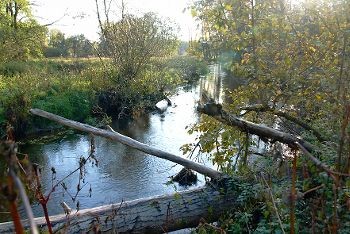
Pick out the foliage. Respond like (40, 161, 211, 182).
(164, 55, 208, 82)
(186, 0, 350, 232)
(44, 30, 96, 58)
(0, 59, 108, 138)
(0, 0, 47, 61)
(97, 9, 178, 80)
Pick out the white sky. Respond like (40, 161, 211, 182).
(31, 0, 199, 41)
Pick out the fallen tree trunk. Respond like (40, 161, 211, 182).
(197, 103, 315, 152)
(240, 104, 328, 142)
(29, 108, 223, 180)
(0, 185, 237, 233)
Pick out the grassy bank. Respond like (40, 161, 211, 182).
(0, 56, 207, 139)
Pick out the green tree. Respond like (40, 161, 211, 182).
(44, 29, 68, 57)
(97, 8, 177, 79)
(66, 34, 94, 57)
(0, 0, 47, 61)
(188, 0, 350, 232)
(45, 31, 95, 58)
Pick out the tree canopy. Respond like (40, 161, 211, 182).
(0, 0, 47, 61)
(186, 0, 350, 232)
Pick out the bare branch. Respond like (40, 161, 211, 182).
(261, 175, 286, 234)
(198, 103, 315, 152)
(295, 142, 350, 178)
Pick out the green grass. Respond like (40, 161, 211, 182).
(0, 56, 208, 138)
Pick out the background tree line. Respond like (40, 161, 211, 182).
(44, 30, 96, 58)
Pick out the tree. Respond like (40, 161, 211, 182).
(186, 0, 350, 232)
(0, 0, 47, 61)
(45, 31, 95, 58)
(96, 1, 177, 80)
(66, 34, 94, 58)
(44, 29, 68, 57)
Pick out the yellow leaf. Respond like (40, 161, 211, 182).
(224, 4, 233, 11)
(309, 46, 316, 53)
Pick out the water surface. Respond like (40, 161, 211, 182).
(20, 64, 234, 218)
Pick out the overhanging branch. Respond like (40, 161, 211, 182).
(197, 104, 315, 152)
(240, 104, 328, 142)
(198, 104, 350, 178)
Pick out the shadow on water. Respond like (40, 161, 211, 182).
(14, 64, 239, 219)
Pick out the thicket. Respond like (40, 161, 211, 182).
(0, 56, 207, 139)
(185, 0, 350, 232)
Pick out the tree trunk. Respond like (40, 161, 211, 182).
(29, 108, 223, 180)
(197, 103, 315, 152)
(0, 185, 237, 233)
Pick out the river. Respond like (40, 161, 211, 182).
(18, 64, 236, 219)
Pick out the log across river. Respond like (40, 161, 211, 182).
(0, 65, 238, 232)
(0, 183, 238, 233)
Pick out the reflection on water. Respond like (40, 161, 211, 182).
(20, 86, 205, 217)
(17, 64, 238, 218)
(199, 64, 239, 104)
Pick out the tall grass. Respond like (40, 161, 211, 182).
(0, 56, 208, 138)
(0, 59, 110, 138)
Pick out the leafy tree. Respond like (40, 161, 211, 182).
(66, 34, 93, 58)
(97, 8, 177, 79)
(0, 0, 47, 61)
(44, 29, 68, 57)
(187, 0, 350, 232)
(45, 31, 95, 58)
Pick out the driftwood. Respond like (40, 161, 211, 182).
(0, 109, 235, 233)
(29, 108, 223, 180)
(0, 185, 236, 233)
(197, 103, 315, 152)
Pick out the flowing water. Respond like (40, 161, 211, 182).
(17, 64, 237, 218)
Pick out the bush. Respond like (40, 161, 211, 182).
(32, 90, 92, 128)
(0, 61, 29, 76)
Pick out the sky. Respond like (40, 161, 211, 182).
(31, 0, 199, 41)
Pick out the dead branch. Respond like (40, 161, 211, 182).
(9, 170, 39, 234)
(197, 104, 350, 178)
(240, 104, 328, 142)
(0, 185, 237, 233)
(295, 142, 350, 178)
(261, 175, 286, 234)
(197, 103, 315, 152)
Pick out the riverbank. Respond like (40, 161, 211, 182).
(0, 56, 208, 139)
